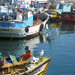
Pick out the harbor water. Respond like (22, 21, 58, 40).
(0, 22, 75, 75)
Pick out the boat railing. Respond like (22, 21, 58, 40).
(0, 21, 13, 28)
(0, 20, 20, 28)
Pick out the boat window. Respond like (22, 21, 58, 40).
(23, 13, 28, 21)
(0, 14, 13, 21)
(0, 16, 3, 21)
(25, 13, 28, 20)
(0, 15, 5, 21)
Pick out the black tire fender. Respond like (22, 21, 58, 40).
(39, 24, 44, 31)
(25, 26, 29, 33)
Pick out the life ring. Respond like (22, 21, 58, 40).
(31, 1, 36, 6)
(25, 26, 29, 33)
(39, 24, 43, 31)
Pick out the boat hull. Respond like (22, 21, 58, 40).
(1, 57, 51, 75)
(0, 25, 40, 38)
(13, 57, 51, 75)
(0, 16, 48, 38)
(47, 11, 61, 21)
(61, 12, 75, 22)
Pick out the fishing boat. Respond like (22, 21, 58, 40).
(47, 11, 61, 21)
(0, 53, 51, 75)
(47, 1, 73, 21)
(0, 50, 30, 73)
(51, 1, 72, 14)
(61, 12, 75, 22)
(0, 1, 49, 38)
(0, 57, 51, 75)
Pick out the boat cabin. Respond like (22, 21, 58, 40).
(0, 9, 33, 28)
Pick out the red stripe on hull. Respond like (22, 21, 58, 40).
(31, 20, 42, 27)
(61, 14, 75, 22)
(27, 31, 43, 38)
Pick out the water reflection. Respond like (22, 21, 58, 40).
(48, 22, 75, 37)
(0, 34, 49, 57)
(0, 22, 74, 57)
(60, 22, 75, 34)
(43, 22, 75, 49)
(0, 39, 27, 57)
(0, 22, 75, 75)
(46, 22, 75, 75)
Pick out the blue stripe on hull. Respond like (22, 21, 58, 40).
(0, 16, 33, 28)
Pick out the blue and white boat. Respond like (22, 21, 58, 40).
(0, 1, 49, 38)
(48, 1, 72, 14)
